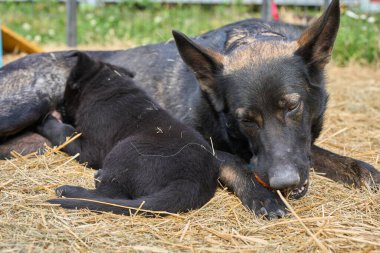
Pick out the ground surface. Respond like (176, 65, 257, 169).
(0, 51, 379, 252)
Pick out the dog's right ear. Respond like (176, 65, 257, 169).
(66, 51, 98, 89)
(172, 30, 225, 112)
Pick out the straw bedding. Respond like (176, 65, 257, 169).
(0, 60, 379, 252)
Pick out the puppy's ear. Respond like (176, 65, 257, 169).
(295, 0, 340, 70)
(172, 30, 225, 112)
(66, 51, 98, 89)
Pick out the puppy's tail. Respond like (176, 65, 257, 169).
(48, 181, 215, 216)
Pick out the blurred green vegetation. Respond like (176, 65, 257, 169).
(334, 14, 380, 64)
(0, 1, 379, 64)
(0, 1, 258, 45)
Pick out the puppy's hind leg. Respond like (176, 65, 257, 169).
(48, 180, 216, 215)
(55, 182, 127, 199)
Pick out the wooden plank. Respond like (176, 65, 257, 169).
(1, 25, 43, 54)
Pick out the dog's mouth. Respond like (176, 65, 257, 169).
(282, 179, 309, 199)
(254, 172, 310, 199)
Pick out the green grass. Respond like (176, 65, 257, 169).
(0, 1, 257, 45)
(0, 2, 379, 64)
(334, 14, 380, 64)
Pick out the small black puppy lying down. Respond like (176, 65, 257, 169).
(37, 52, 220, 215)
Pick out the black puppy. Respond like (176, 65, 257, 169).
(37, 52, 219, 214)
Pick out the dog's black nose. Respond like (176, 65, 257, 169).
(269, 165, 300, 189)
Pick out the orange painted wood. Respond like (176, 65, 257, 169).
(1, 25, 43, 54)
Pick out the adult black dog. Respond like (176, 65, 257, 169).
(37, 52, 220, 214)
(0, 0, 379, 218)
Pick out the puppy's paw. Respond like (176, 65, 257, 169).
(55, 185, 86, 198)
(94, 169, 104, 188)
(36, 114, 60, 136)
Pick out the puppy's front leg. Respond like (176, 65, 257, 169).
(311, 145, 380, 190)
(216, 151, 286, 219)
(36, 114, 82, 155)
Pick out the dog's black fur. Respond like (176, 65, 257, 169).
(1, 0, 379, 219)
(37, 52, 220, 214)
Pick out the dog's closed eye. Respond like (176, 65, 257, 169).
(287, 100, 300, 112)
(240, 119, 259, 128)
(279, 93, 301, 112)
(236, 108, 262, 129)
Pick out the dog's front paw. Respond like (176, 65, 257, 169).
(250, 197, 287, 219)
(356, 160, 380, 191)
(311, 145, 380, 191)
(239, 180, 287, 219)
(246, 191, 287, 219)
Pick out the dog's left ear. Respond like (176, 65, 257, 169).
(295, 0, 340, 70)
(172, 30, 225, 112)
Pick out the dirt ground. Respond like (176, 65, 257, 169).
(0, 49, 379, 252)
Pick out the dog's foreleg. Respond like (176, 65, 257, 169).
(311, 145, 380, 190)
(216, 151, 286, 219)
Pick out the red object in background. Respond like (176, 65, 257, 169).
(271, 0, 279, 21)
(371, 0, 380, 2)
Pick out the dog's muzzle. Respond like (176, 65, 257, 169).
(254, 173, 309, 199)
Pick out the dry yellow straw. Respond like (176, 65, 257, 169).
(277, 190, 329, 253)
(48, 198, 185, 219)
(48, 133, 82, 154)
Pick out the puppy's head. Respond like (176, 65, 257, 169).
(63, 51, 135, 124)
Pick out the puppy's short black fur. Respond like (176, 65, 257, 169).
(37, 52, 219, 214)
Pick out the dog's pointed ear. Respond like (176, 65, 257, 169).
(295, 0, 340, 70)
(66, 51, 98, 89)
(172, 30, 225, 111)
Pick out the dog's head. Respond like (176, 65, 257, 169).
(173, 0, 340, 197)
